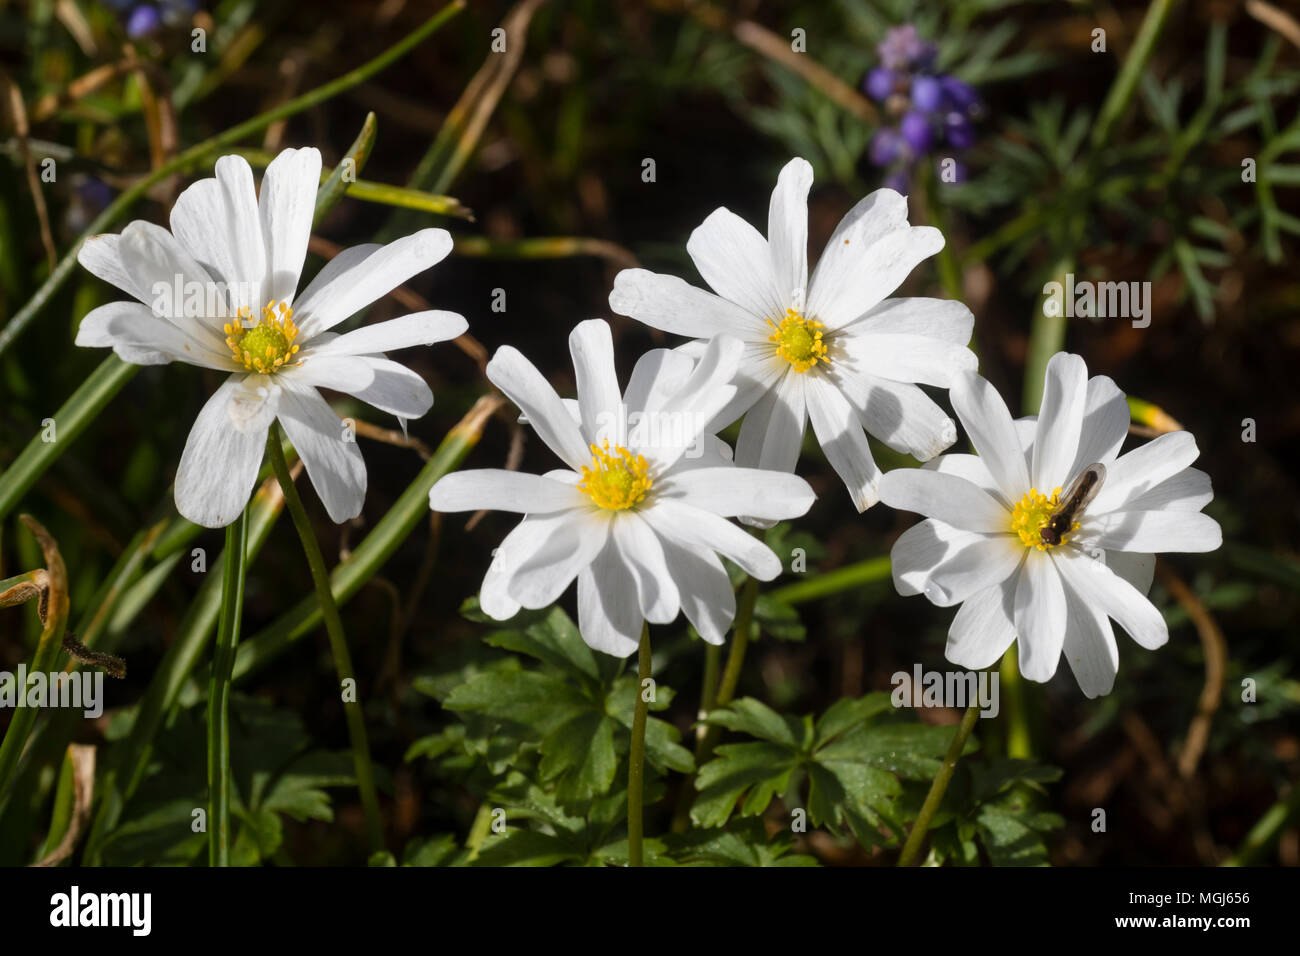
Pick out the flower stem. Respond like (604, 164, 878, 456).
(1000, 646, 1032, 759)
(206, 509, 247, 866)
(265, 427, 384, 854)
(897, 703, 981, 867)
(627, 622, 652, 867)
(713, 576, 759, 714)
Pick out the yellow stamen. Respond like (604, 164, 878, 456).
(578, 440, 652, 511)
(767, 308, 828, 373)
(1010, 487, 1077, 550)
(224, 300, 301, 373)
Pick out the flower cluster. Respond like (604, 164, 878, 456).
(77, 148, 1220, 699)
(105, 0, 197, 40)
(863, 25, 981, 191)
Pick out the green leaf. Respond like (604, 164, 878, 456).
(539, 712, 619, 804)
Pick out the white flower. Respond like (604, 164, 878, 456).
(608, 157, 975, 513)
(878, 352, 1222, 698)
(428, 319, 815, 656)
(75, 148, 467, 528)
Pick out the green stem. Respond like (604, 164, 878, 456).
(627, 623, 652, 867)
(206, 509, 247, 866)
(265, 427, 384, 854)
(1000, 647, 1032, 759)
(1224, 784, 1300, 866)
(714, 577, 760, 710)
(1090, 0, 1181, 150)
(768, 556, 890, 606)
(897, 704, 981, 867)
(0, 0, 465, 357)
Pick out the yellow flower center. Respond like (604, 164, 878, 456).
(1010, 487, 1076, 550)
(578, 441, 652, 511)
(767, 309, 828, 373)
(224, 300, 301, 373)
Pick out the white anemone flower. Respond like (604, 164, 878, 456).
(878, 352, 1222, 698)
(429, 319, 815, 656)
(609, 156, 976, 512)
(75, 148, 467, 528)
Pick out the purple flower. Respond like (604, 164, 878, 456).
(877, 25, 936, 71)
(940, 77, 980, 112)
(911, 75, 944, 113)
(126, 5, 162, 37)
(865, 67, 896, 102)
(899, 111, 934, 154)
(870, 128, 905, 166)
(944, 113, 976, 150)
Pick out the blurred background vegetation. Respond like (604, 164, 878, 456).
(0, 0, 1297, 866)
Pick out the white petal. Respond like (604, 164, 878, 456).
(623, 347, 695, 416)
(293, 243, 380, 314)
(74, 300, 230, 370)
(78, 234, 148, 302)
(612, 513, 680, 624)
(169, 155, 267, 311)
(277, 381, 367, 523)
(805, 375, 881, 511)
(806, 189, 909, 326)
(768, 158, 812, 307)
(480, 514, 562, 619)
(174, 376, 267, 528)
(1031, 352, 1088, 491)
(640, 335, 743, 467)
(1061, 578, 1119, 698)
(290, 355, 433, 421)
(569, 319, 623, 445)
(117, 221, 226, 328)
(1070, 374, 1130, 475)
(259, 147, 321, 305)
(946, 581, 1017, 670)
(578, 549, 642, 657)
(950, 370, 1030, 504)
(227, 373, 282, 434)
(1105, 550, 1156, 595)
(842, 296, 973, 344)
(808, 202, 943, 329)
(309, 310, 467, 356)
(609, 269, 762, 338)
(837, 331, 977, 388)
(890, 520, 1024, 606)
(487, 345, 591, 471)
(687, 208, 785, 320)
(839, 369, 957, 462)
(878, 468, 1009, 533)
(1080, 510, 1222, 553)
(505, 512, 609, 609)
(642, 499, 782, 580)
(655, 535, 735, 644)
(1090, 431, 1200, 514)
(1123, 467, 1213, 512)
(657, 466, 815, 520)
(1014, 550, 1066, 683)
(736, 367, 805, 472)
(429, 470, 585, 514)
(923, 452, 998, 496)
(294, 228, 452, 337)
(1054, 547, 1168, 650)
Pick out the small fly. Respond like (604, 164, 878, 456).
(1041, 463, 1106, 547)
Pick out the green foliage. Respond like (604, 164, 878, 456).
(691, 694, 971, 848)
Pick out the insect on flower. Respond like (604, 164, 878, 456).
(1040, 463, 1106, 547)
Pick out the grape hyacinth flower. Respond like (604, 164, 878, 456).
(862, 25, 980, 191)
